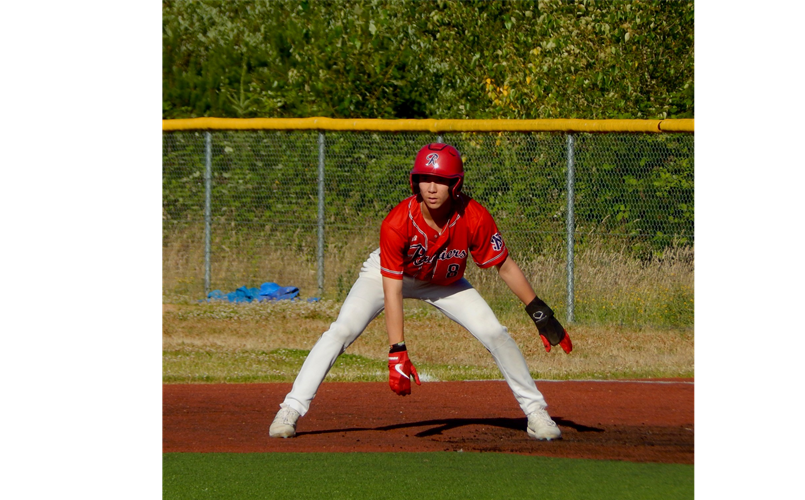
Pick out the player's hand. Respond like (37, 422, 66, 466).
(538, 327, 573, 354)
(526, 297, 573, 354)
(388, 350, 421, 396)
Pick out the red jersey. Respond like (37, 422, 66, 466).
(379, 195, 508, 285)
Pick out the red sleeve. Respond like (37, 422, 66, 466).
(468, 201, 509, 268)
(379, 213, 407, 280)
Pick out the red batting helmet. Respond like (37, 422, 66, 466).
(410, 143, 464, 198)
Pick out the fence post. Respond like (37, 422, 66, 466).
(317, 132, 326, 297)
(566, 133, 575, 324)
(204, 131, 212, 298)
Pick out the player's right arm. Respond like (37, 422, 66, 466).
(382, 276, 404, 346)
(383, 275, 420, 395)
(379, 205, 408, 347)
(380, 203, 420, 395)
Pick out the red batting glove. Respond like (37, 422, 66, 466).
(540, 330, 573, 354)
(388, 350, 421, 396)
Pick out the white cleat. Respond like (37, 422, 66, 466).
(527, 407, 562, 441)
(269, 407, 300, 438)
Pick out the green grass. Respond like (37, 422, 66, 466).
(163, 298, 694, 382)
(163, 348, 387, 383)
(163, 348, 534, 383)
(163, 452, 693, 500)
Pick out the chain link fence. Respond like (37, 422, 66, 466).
(163, 128, 693, 328)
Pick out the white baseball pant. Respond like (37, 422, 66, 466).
(280, 248, 548, 417)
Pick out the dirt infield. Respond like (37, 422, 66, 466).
(163, 380, 693, 464)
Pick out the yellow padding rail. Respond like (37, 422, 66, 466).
(162, 117, 694, 133)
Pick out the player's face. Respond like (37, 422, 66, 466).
(418, 175, 452, 211)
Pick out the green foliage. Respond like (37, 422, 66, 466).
(163, 0, 694, 120)
(572, 133, 694, 253)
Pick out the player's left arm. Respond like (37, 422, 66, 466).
(495, 256, 573, 354)
(495, 254, 538, 305)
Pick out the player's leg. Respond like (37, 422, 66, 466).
(416, 279, 560, 438)
(271, 250, 385, 437)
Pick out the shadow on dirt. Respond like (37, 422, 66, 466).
(298, 416, 603, 437)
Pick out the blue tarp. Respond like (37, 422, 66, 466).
(205, 282, 308, 303)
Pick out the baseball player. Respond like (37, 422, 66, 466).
(270, 143, 573, 441)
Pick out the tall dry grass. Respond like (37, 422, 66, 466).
(163, 224, 380, 303)
(163, 226, 693, 329)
